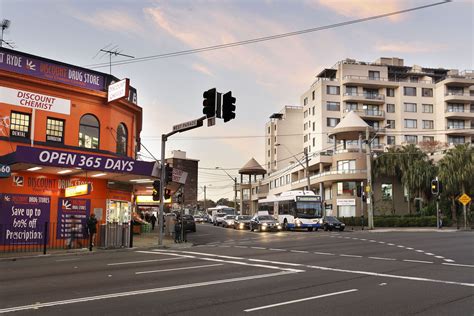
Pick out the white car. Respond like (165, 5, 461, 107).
(222, 215, 237, 228)
(213, 213, 226, 226)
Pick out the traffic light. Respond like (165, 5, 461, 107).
(222, 91, 236, 122)
(164, 189, 171, 200)
(203, 88, 217, 118)
(356, 185, 362, 197)
(152, 180, 160, 201)
(431, 179, 439, 195)
(165, 164, 173, 184)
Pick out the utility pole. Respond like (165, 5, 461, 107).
(234, 177, 238, 212)
(366, 127, 374, 230)
(304, 148, 311, 192)
(203, 185, 207, 214)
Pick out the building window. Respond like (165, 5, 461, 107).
(386, 104, 395, 113)
(312, 138, 315, 146)
(338, 205, 355, 217)
(404, 103, 417, 112)
(312, 122, 315, 131)
(312, 90, 315, 100)
(386, 88, 395, 97)
(381, 184, 393, 200)
(337, 182, 357, 195)
(387, 120, 395, 129)
(368, 71, 380, 80)
(327, 135, 334, 144)
(116, 123, 128, 155)
(387, 136, 396, 145)
(304, 134, 308, 142)
(267, 150, 270, 157)
(267, 126, 270, 134)
(422, 104, 433, 113)
(327, 117, 340, 127)
(326, 85, 340, 95)
(78, 114, 100, 149)
(337, 160, 356, 171)
(448, 136, 465, 144)
(326, 102, 340, 111)
(446, 87, 463, 95)
(345, 102, 358, 112)
(267, 138, 270, 145)
(404, 119, 417, 129)
(404, 135, 418, 144)
(312, 106, 315, 115)
(304, 97, 308, 105)
(422, 120, 434, 129)
(423, 136, 434, 142)
(422, 88, 433, 97)
(447, 103, 464, 112)
(46, 117, 65, 143)
(345, 86, 357, 95)
(447, 119, 465, 129)
(10, 111, 31, 138)
(304, 122, 307, 131)
(274, 125, 277, 131)
(404, 87, 417, 96)
(304, 110, 308, 118)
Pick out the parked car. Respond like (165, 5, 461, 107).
(222, 215, 237, 228)
(322, 216, 346, 231)
(182, 214, 196, 232)
(234, 215, 252, 230)
(249, 215, 282, 232)
(213, 213, 226, 226)
(193, 215, 205, 223)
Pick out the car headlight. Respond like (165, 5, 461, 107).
(262, 223, 268, 226)
(277, 224, 282, 230)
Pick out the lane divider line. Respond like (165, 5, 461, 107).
(442, 263, 474, 268)
(339, 254, 363, 258)
(136, 263, 223, 274)
(108, 258, 184, 266)
(313, 252, 335, 256)
(403, 260, 433, 264)
(368, 257, 396, 261)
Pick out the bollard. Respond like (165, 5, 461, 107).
(43, 222, 48, 255)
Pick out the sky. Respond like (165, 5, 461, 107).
(1, 0, 473, 201)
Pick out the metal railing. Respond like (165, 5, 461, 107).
(342, 75, 434, 85)
(343, 92, 385, 101)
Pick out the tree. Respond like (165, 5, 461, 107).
(438, 144, 474, 224)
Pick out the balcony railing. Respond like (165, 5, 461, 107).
(343, 92, 385, 101)
(445, 92, 470, 96)
(446, 108, 474, 113)
(343, 75, 434, 84)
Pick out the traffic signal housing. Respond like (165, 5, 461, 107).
(203, 88, 217, 118)
(152, 180, 160, 201)
(165, 164, 173, 184)
(431, 179, 441, 196)
(222, 91, 236, 122)
(164, 189, 171, 200)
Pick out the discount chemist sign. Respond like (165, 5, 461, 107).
(14, 146, 155, 176)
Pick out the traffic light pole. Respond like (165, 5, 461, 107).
(435, 176, 440, 229)
(158, 115, 207, 246)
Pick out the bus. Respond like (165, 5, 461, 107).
(206, 205, 237, 223)
(258, 190, 323, 231)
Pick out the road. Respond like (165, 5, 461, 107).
(1, 224, 473, 315)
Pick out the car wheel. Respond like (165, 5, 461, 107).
(307, 227, 313, 232)
(315, 227, 319, 232)
(339, 227, 345, 232)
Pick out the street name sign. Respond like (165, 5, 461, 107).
(173, 119, 203, 133)
(458, 193, 471, 206)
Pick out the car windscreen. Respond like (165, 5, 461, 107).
(238, 216, 252, 220)
(225, 216, 236, 219)
(258, 215, 275, 221)
(326, 217, 340, 223)
(216, 213, 226, 217)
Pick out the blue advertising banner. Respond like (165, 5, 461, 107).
(56, 198, 90, 239)
(0, 194, 50, 245)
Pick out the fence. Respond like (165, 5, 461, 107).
(0, 222, 131, 254)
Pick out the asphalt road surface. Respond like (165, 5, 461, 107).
(1, 223, 473, 315)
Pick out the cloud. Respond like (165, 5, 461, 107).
(376, 41, 448, 53)
(314, 0, 404, 22)
(74, 10, 144, 35)
(192, 63, 214, 76)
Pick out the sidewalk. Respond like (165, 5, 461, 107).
(0, 231, 192, 262)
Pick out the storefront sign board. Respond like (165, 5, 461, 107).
(56, 198, 90, 239)
(108, 78, 130, 102)
(0, 86, 71, 115)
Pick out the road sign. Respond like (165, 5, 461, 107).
(172, 168, 188, 184)
(458, 193, 471, 206)
(172, 119, 203, 133)
(0, 164, 11, 178)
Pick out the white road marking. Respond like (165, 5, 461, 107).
(108, 257, 184, 266)
(425, 253, 434, 255)
(415, 250, 424, 253)
(360, 239, 367, 241)
(443, 259, 455, 263)
(378, 241, 386, 244)
(387, 243, 395, 246)
(136, 263, 223, 275)
(314, 252, 335, 256)
(244, 289, 359, 312)
(218, 245, 231, 248)
(248, 259, 303, 267)
(368, 257, 396, 261)
(397, 245, 405, 248)
(269, 248, 286, 251)
(290, 250, 309, 253)
(305, 265, 474, 287)
(234, 246, 248, 249)
(0, 271, 295, 314)
(55, 258, 80, 262)
(406, 247, 414, 250)
(435, 256, 445, 259)
(442, 263, 474, 268)
(339, 254, 362, 258)
(251, 247, 266, 250)
(403, 260, 433, 264)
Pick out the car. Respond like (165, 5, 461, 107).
(193, 215, 205, 223)
(182, 214, 196, 232)
(222, 215, 237, 228)
(213, 213, 226, 226)
(233, 215, 252, 230)
(322, 216, 346, 231)
(249, 215, 282, 232)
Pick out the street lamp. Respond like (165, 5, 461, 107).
(199, 184, 212, 214)
(275, 143, 311, 192)
(215, 167, 238, 211)
(365, 124, 389, 230)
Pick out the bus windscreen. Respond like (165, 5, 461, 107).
(296, 202, 322, 218)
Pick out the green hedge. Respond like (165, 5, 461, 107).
(340, 216, 451, 227)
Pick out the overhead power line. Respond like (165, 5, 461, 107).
(85, 0, 450, 69)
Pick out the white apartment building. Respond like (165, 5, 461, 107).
(246, 57, 474, 217)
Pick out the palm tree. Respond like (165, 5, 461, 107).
(438, 144, 474, 225)
(374, 146, 402, 213)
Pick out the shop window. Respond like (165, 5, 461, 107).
(116, 123, 128, 155)
(338, 205, 355, 217)
(337, 182, 357, 195)
(381, 184, 393, 200)
(46, 117, 65, 143)
(10, 111, 31, 138)
(78, 114, 100, 149)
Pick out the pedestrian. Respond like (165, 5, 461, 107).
(174, 217, 182, 243)
(150, 214, 157, 230)
(438, 210, 443, 229)
(86, 213, 98, 249)
(67, 215, 82, 249)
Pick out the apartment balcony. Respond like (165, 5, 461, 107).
(305, 169, 368, 185)
(445, 108, 474, 119)
(343, 108, 385, 121)
(342, 92, 385, 104)
(445, 125, 474, 135)
(441, 76, 474, 87)
(342, 75, 399, 88)
(444, 92, 474, 103)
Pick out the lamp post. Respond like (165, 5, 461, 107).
(275, 143, 311, 192)
(365, 124, 388, 230)
(215, 167, 238, 211)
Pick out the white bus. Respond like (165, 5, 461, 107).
(258, 190, 323, 231)
(206, 205, 236, 223)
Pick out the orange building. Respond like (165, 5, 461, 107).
(0, 47, 157, 248)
